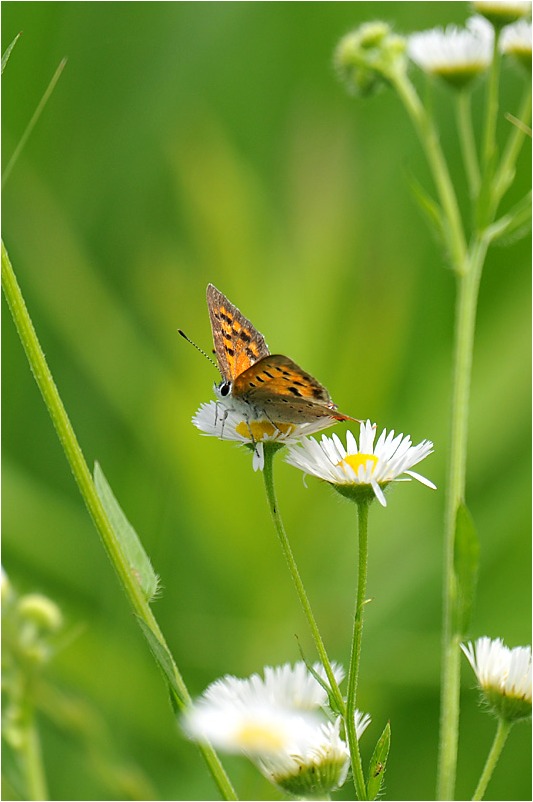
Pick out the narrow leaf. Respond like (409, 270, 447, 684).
(367, 721, 391, 800)
(2, 32, 22, 74)
(94, 462, 159, 602)
(453, 502, 480, 636)
(296, 640, 343, 716)
(136, 618, 184, 711)
(407, 172, 445, 241)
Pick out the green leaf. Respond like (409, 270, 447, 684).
(453, 502, 480, 636)
(367, 721, 391, 800)
(407, 172, 445, 242)
(136, 618, 184, 711)
(93, 462, 159, 602)
(2, 32, 22, 74)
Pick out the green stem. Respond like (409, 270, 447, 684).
(472, 718, 512, 801)
(261, 446, 346, 718)
(481, 30, 501, 179)
(436, 235, 488, 801)
(392, 69, 467, 272)
(456, 90, 480, 199)
(477, 30, 502, 229)
(21, 707, 48, 801)
(1, 241, 237, 802)
(345, 499, 370, 802)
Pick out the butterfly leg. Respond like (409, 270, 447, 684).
(214, 400, 231, 439)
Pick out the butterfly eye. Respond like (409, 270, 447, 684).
(219, 382, 232, 397)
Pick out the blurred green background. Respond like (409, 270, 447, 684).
(2, 2, 531, 800)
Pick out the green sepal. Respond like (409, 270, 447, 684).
(367, 720, 391, 800)
(94, 462, 160, 602)
(2, 32, 22, 74)
(453, 502, 480, 636)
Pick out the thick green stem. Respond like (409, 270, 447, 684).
(345, 500, 370, 801)
(261, 447, 346, 717)
(472, 718, 512, 801)
(436, 237, 487, 800)
(1, 241, 237, 802)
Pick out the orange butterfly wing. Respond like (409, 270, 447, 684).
(207, 284, 269, 382)
(234, 354, 354, 423)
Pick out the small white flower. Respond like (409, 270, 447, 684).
(261, 661, 345, 710)
(408, 18, 493, 87)
(182, 661, 371, 797)
(192, 400, 337, 471)
(473, 1, 532, 27)
(285, 420, 436, 506)
(501, 19, 532, 68)
(462, 637, 532, 721)
(258, 715, 370, 797)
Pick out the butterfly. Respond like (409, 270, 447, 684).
(206, 283, 355, 430)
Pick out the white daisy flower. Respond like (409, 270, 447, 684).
(192, 400, 336, 471)
(258, 714, 370, 798)
(408, 18, 494, 87)
(182, 661, 370, 798)
(462, 637, 532, 721)
(501, 18, 532, 68)
(473, 0, 532, 28)
(285, 420, 436, 507)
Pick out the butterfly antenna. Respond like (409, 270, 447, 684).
(178, 329, 218, 369)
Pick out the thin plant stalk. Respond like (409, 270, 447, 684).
(262, 448, 367, 800)
(1, 241, 238, 802)
(345, 499, 371, 802)
(472, 718, 512, 801)
(21, 706, 48, 802)
(456, 90, 480, 198)
(261, 447, 345, 716)
(2, 58, 67, 189)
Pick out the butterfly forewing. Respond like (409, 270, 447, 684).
(207, 284, 270, 382)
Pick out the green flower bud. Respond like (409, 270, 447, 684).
(335, 22, 407, 97)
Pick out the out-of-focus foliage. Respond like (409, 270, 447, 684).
(2, 3, 530, 800)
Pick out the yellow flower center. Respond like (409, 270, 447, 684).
(339, 453, 378, 476)
(236, 721, 287, 752)
(235, 420, 295, 440)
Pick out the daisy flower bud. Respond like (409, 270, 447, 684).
(501, 18, 532, 69)
(462, 637, 532, 722)
(334, 22, 407, 97)
(408, 17, 494, 88)
(285, 420, 436, 507)
(472, 0, 532, 28)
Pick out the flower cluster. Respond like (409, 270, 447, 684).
(183, 661, 370, 797)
